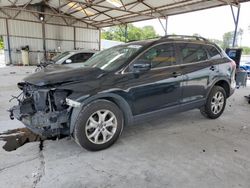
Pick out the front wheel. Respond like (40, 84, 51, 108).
(73, 100, 124, 151)
(200, 86, 226, 119)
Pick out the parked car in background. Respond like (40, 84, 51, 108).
(36, 50, 96, 71)
(240, 60, 250, 77)
(10, 35, 236, 151)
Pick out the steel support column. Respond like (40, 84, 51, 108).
(124, 24, 128, 42)
(158, 16, 168, 36)
(99, 28, 101, 51)
(165, 16, 168, 36)
(42, 21, 46, 59)
(230, 4, 241, 47)
(73, 26, 76, 50)
(5, 19, 12, 65)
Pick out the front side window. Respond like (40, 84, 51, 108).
(52, 52, 70, 63)
(179, 44, 208, 64)
(135, 43, 176, 69)
(82, 53, 94, 61)
(69, 53, 83, 63)
(69, 53, 94, 63)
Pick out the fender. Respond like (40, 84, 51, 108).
(206, 77, 231, 99)
(69, 93, 133, 134)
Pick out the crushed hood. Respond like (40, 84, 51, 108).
(23, 65, 105, 86)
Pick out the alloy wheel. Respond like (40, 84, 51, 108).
(211, 91, 225, 115)
(85, 110, 117, 144)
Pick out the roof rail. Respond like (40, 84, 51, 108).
(161, 35, 208, 42)
(127, 36, 160, 43)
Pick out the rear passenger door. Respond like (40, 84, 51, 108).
(176, 43, 215, 103)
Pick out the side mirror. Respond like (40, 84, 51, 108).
(133, 59, 151, 73)
(65, 59, 72, 64)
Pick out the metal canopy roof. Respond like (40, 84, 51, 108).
(0, 0, 249, 28)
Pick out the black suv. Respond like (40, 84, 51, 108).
(10, 35, 236, 151)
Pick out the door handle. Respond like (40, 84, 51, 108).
(210, 65, 215, 71)
(172, 72, 181, 77)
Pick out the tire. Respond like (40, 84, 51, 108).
(200, 86, 226, 119)
(73, 99, 124, 151)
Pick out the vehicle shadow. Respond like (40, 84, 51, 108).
(0, 109, 205, 154)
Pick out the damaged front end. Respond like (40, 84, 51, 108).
(9, 82, 72, 137)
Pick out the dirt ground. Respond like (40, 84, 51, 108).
(0, 66, 250, 188)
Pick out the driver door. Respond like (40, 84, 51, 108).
(124, 43, 184, 115)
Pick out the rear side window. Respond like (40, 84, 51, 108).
(205, 45, 222, 59)
(179, 43, 208, 64)
(137, 43, 176, 68)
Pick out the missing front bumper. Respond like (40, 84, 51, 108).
(10, 105, 70, 137)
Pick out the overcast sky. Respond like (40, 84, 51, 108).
(133, 2, 250, 46)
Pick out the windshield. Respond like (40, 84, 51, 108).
(52, 52, 70, 62)
(83, 44, 142, 71)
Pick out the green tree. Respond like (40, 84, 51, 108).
(101, 24, 158, 42)
(222, 31, 233, 49)
(242, 46, 250, 55)
(222, 28, 244, 49)
(209, 39, 223, 48)
(238, 28, 243, 46)
(141, 26, 158, 39)
(0, 36, 3, 49)
(192, 34, 224, 47)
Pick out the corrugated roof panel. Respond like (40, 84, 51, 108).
(15, 10, 39, 22)
(69, 10, 97, 19)
(47, 0, 66, 8)
(106, 14, 149, 25)
(98, 1, 123, 9)
(1, 0, 249, 28)
(145, 0, 178, 7)
(70, 11, 86, 18)
(159, 0, 222, 15)
(90, 5, 109, 12)
(127, 3, 149, 12)
(105, 10, 130, 17)
(88, 14, 110, 22)
(0, 0, 41, 6)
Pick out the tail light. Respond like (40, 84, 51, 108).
(230, 60, 236, 70)
(229, 60, 236, 88)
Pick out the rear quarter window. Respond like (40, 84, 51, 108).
(205, 45, 222, 59)
(179, 43, 208, 64)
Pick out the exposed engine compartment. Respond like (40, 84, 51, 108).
(9, 82, 71, 137)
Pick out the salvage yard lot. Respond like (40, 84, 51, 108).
(0, 66, 250, 188)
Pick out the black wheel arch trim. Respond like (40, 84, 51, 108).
(206, 78, 231, 99)
(69, 93, 133, 135)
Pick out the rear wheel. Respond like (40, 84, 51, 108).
(200, 86, 226, 119)
(73, 99, 124, 151)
